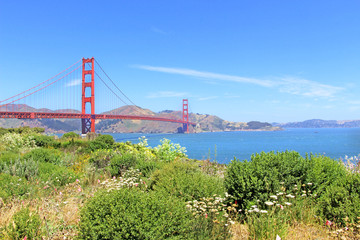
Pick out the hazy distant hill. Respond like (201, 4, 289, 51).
(274, 119, 360, 128)
(0, 104, 281, 133)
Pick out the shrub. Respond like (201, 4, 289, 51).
(79, 188, 202, 239)
(23, 148, 63, 165)
(61, 132, 80, 140)
(150, 160, 225, 201)
(89, 149, 115, 169)
(0, 132, 37, 151)
(0, 173, 30, 202)
(32, 134, 59, 148)
(5, 207, 43, 240)
(89, 134, 115, 150)
(225, 151, 307, 210)
(154, 138, 187, 162)
(38, 162, 77, 187)
(1, 158, 39, 180)
(108, 153, 137, 176)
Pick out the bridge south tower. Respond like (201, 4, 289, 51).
(81, 57, 95, 134)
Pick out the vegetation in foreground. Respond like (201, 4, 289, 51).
(0, 126, 359, 239)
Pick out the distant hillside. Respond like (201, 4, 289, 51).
(0, 104, 281, 133)
(274, 119, 360, 128)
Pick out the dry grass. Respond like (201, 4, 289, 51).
(230, 222, 333, 240)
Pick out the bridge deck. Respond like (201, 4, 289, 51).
(0, 111, 196, 125)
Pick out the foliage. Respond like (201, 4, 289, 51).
(5, 207, 43, 240)
(61, 131, 80, 140)
(0, 132, 37, 151)
(23, 147, 63, 165)
(89, 134, 115, 150)
(153, 138, 187, 162)
(100, 168, 146, 191)
(108, 153, 137, 176)
(1, 158, 39, 180)
(0, 173, 30, 202)
(78, 188, 197, 239)
(38, 162, 78, 187)
(89, 149, 115, 169)
(225, 151, 307, 210)
(32, 134, 60, 148)
(150, 160, 225, 201)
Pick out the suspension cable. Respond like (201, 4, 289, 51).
(0, 59, 82, 104)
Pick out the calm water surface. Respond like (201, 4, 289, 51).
(109, 128, 360, 164)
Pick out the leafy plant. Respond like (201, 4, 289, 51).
(23, 148, 63, 165)
(154, 138, 187, 162)
(79, 188, 197, 239)
(150, 160, 225, 201)
(5, 207, 43, 240)
(0, 173, 30, 202)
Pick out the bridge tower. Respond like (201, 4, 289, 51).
(182, 99, 189, 133)
(81, 57, 95, 134)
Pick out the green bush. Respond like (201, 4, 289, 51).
(108, 153, 137, 176)
(38, 162, 77, 187)
(5, 207, 42, 240)
(150, 160, 225, 201)
(32, 134, 59, 148)
(23, 148, 63, 165)
(61, 132, 80, 140)
(89, 134, 115, 151)
(225, 151, 307, 210)
(89, 149, 114, 169)
(79, 188, 205, 239)
(154, 138, 187, 162)
(1, 158, 39, 180)
(0, 173, 30, 202)
(61, 139, 90, 153)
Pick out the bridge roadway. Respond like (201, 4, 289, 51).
(0, 111, 196, 126)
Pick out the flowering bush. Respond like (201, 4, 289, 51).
(0, 133, 37, 151)
(154, 138, 187, 162)
(100, 168, 146, 191)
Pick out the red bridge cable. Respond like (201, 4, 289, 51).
(93, 70, 129, 107)
(0, 65, 82, 108)
(0, 59, 82, 104)
(94, 60, 140, 108)
(89, 63, 147, 116)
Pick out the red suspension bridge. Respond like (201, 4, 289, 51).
(0, 58, 195, 134)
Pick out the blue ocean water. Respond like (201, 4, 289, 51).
(110, 128, 360, 164)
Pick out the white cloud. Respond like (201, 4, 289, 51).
(135, 65, 344, 98)
(198, 96, 218, 101)
(65, 79, 81, 87)
(146, 91, 188, 98)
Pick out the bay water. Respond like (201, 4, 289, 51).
(110, 128, 360, 164)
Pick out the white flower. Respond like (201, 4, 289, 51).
(301, 194, 306, 197)
(260, 210, 268, 214)
(307, 183, 313, 186)
(251, 205, 258, 209)
(285, 202, 292, 206)
(253, 208, 260, 213)
(270, 195, 278, 200)
(285, 194, 295, 198)
(265, 201, 274, 206)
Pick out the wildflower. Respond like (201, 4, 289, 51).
(285, 202, 292, 206)
(113, 176, 116, 180)
(76, 179, 80, 183)
(253, 208, 260, 213)
(301, 194, 306, 197)
(265, 201, 274, 206)
(59, 192, 62, 195)
(78, 187, 82, 192)
(251, 205, 258, 209)
(285, 194, 295, 198)
(97, 179, 100, 183)
(260, 210, 268, 214)
(307, 182, 313, 186)
(280, 182, 284, 185)
(277, 192, 284, 196)
(205, 213, 208, 219)
(135, 183, 139, 187)
(270, 195, 278, 200)
(326, 220, 333, 226)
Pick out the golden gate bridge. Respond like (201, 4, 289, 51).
(0, 58, 195, 134)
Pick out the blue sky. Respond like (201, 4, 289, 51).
(1, 0, 360, 123)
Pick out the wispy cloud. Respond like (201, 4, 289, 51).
(135, 65, 344, 98)
(150, 26, 167, 35)
(65, 79, 81, 87)
(198, 96, 218, 101)
(146, 91, 188, 98)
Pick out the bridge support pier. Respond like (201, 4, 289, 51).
(81, 58, 95, 134)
